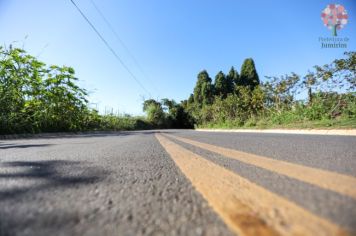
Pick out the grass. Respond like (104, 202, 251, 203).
(198, 117, 356, 130)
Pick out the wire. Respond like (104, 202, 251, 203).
(89, 0, 161, 96)
(69, 0, 151, 97)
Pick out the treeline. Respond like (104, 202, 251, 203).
(0, 46, 151, 134)
(144, 52, 355, 128)
(1, 45, 355, 134)
(142, 98, 193, 129)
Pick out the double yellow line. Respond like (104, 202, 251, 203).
(155, 133, 355, 236)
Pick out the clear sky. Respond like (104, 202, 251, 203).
(1, 0, 355, 114)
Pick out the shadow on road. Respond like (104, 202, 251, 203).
(0, 160, 109, 235)
(0, 143, 53, 149)
(0, 160, 108, 200)
(0, 210, 81, 236)
(0, 129, 186, 140)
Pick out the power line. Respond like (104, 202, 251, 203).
(69, 0, 151, 97)
(89, 0, 161, 96)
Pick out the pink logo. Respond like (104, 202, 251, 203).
(321, 4, 348, 36)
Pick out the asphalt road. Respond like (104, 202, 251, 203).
(0, 130, 355, 236)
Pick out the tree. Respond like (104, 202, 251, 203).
(303, 72, 317, 104)
(187, 94, 194, 104)
(264, 73, 300, 111)
(214, 71, 233, 98)
(240, 58, 260, 90)
(161, 98, 177, 111)
(143, 98, 194, 129)
(143, 99, 160, 112)
(193, 70, 213, 106)
(161, 98, 194, 128)
(314, 51, 355, 91)
(143, 99, 165, 126)
(227, 66, 241, 87)
(214, 71, 226, 97)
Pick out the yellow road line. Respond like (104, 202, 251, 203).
(165, 134, 356, 200)
(156, 134, 348, 236)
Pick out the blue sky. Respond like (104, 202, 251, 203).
(1, 0, 355, 114)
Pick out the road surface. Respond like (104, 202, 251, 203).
(0, 130, 355, 236)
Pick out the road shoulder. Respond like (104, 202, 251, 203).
(195, 128, 356, 136)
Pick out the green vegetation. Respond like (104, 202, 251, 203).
(181, 52, 355, 129)
(143, 98, 193, 129)
(0, 46, 151, 134)
(143, 52, 355, 129)
(1, 45, 355, 135)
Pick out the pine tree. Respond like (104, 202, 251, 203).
(214, 71, 233, 98)
(187, 94, 194, 104)
(240, 58, 260, 90)
(227, 66, 240, 87)
(193, 70, 213, 106)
